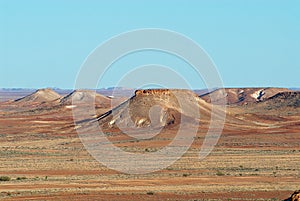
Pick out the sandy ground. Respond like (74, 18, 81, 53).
(0, 91, 299, 201)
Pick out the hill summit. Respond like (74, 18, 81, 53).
(15, 88, 61, 104)
(60, 90, 111, 108)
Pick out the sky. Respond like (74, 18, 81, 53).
(0, 0, 299, 89)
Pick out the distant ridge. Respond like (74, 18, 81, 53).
(200, 87, 290, 105)
(290, 88, 300, 91)
(15, 88, 61, 104)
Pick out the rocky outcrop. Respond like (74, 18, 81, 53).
(263, 92, 300, 108)
(97, 89, 205, 129)
(269, 91, 300, 100)
(135, 89, 199, 98)
(284, 190, 300, 201)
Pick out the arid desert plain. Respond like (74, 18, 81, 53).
(0, 87, 299, 201)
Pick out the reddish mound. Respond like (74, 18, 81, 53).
(15, 88, 61, 104)
(60, 90, 111, 108)
(200, 87, 290, 105)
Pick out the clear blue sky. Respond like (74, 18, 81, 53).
(1, 0, 299, 89)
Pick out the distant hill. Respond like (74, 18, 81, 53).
(200, 88, 290, 105)
(96, 88, 135, 98)
(0, 89, 35, 102)
(260, 91, 300, 109)
(15, 88, 61, 104)
(60, 90, 111, 108)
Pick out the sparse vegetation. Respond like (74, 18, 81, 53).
(0, 176, 11, 181)
(216, 171, 225, 176)
(0, 87, 299, 200)
(16, 176, 27, 180)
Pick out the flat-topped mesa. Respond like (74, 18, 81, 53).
(96, 88, 206, 129)
(134, 89, 198, 97)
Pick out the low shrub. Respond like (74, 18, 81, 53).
(216, 171, 225, 176)
(0, 176, 11, 181)
(16, 177, 27, 180)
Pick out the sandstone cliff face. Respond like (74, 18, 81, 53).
(135, 89, 170, 96)
(135, 89, 199, 97)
